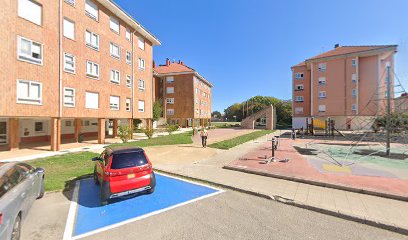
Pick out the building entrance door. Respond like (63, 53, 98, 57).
(0, 120, 7, 145)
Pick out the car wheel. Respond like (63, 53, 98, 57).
(37, 177, 45, 199)
(11, 214, 21, 240)
(93, 167, 99, 185)
(147, 172, 156, 194)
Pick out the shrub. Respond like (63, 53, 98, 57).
(143, 128, 154, 139)
(118, 125, 132, 143)
(166, 124, 179, 135)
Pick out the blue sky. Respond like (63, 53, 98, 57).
(115, 0, 408, 112)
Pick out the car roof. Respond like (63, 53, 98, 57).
(107, 146, 144, 155)
(0, 162, 17, 175)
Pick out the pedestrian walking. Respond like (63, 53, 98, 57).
(200, 128, 208, 148)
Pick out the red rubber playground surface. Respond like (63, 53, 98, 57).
(225, 137, 408, 199)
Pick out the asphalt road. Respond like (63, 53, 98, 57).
(80, 190, 406, 240)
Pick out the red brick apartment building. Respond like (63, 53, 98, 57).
(291, 45, 397, 130)
(153, 59, 213, 128)
(0, 0, 160, 151)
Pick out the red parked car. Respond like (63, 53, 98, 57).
(93, 146, 156, 205)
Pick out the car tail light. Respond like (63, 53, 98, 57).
(144, 152, 152, 168)
(104, 171, 119, 177)
(0, 213, 3, 225)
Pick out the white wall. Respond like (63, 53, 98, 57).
(292, 117, 307, 129)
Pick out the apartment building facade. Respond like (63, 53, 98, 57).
(292, 45, 397, 130)
(395, 93, 408, 113)
(0, 0, 160, 151)
(153, 59, 213, 127)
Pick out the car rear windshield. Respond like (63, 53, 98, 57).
(111, 151, 148, 169)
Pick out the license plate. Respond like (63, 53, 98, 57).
(127, 173, 135, 179)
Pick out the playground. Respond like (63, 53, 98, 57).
(224, 132, 408, 199)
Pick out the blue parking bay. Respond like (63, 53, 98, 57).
(74, 173, 222, 237)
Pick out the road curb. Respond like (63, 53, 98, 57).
(223, 165, 408, 202)
(154, 168, 408, 236)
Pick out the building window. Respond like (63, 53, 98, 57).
(126, 75, 132, 88)
(126, 98, 131, 111)
(110, 96, 120, 110)
(138, 100, 145, 112)
(167, 109, 174, 115)
(352, 73, 357, 83)
(352, 89, 357, 98)
(195, 98, 198, 104)
(138, 79, 145, 90)
(18, 0, 42, 25)
(110, 69, 120, 84)
(295, 85, 304, 91)
(318, 105, 326, 112)
(318, 63, 326, 72)
(17, 80, 42, 105)
(295, 73, 304, 79)
(126, 28, 131, 41)
(126, 51, 131, 64)
(85, 92, 98, 109)
(295, 107, 303, 114)
(166, 87, 174, 94)
(352, 59, 357, 67)
(64, 0, 75, 6)
(34, 122, 44, 132)
(318, 77, 326, 86)
(138, 58, 145, 70)
(166, 76, 174, 83)
(138, 37, 145, 50)
(195, 88, 198, 94)
(65, 120, 72, 127)
(319, 91, 326, 99)
(63, 87, 75, 107)
(63, 18, 75, 40)
(64, 53, 75, 73)
(110, 16, 120, 34)
(352, 104, 357, 112)
(85, 0, 98, 20)
(110, 42, 120, 59)
(17, 36, 42, 65)
(167, 98, 174, 104)
(295, 96, 304, 102)
(86, 61, 99, 79)
(85, 30, 99, 50)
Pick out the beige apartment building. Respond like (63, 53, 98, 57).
(395, 93, 408, 113)
(0, 0, 160, 151)
(292, 45, 397, 130)
(153, 59, 213, 128)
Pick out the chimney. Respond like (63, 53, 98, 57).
(166, 58, 170, 66)
(178, 60, 184, 65)
(152, 60, 156, 68)
(334, 43, 340, 49)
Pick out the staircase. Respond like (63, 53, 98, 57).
(241, 105, 276, 130)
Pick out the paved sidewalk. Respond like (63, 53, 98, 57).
(148, 134, 408, 234)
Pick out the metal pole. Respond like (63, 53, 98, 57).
(386, 65, 391, 156)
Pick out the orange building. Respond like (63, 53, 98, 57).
(0, 0, 160, 151)
(153, 59, 213, 128)
(292, 45, 397, 130)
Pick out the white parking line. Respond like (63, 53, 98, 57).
(63, 181, 80, 240)
(72, 190, 224, 240)
(63, 173, 225, 240)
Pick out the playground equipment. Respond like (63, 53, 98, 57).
(305, 117, 345, 137)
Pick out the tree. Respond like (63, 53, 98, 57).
(118, 125, 132, 143)
(152, 100, 163, 122)
(212, 111, 222, 118)
(223, 96, 292, 127)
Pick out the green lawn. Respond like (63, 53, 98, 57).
(208, 130, 275, 150)
(28, 151, 97, 192)
(26, 132, 194, 192)
(211, 122, 241, 128)
(109, 131, 193, 148)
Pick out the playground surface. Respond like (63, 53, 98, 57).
(224, 137, 408, 199)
